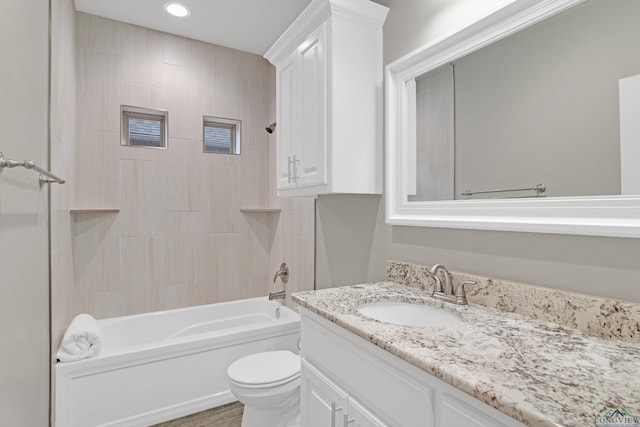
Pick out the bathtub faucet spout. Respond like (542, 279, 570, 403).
(268, 291, 286, 300)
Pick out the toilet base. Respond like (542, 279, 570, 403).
(240, 392, 300, 427)
(241, 407, 300, 427)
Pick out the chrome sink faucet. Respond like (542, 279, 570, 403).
(428, 264, 475, 305)
(429, 264, 453, 295)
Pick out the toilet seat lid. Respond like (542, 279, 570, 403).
(227, 350, 300, 387)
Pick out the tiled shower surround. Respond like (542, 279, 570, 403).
(70, 12, 314, 320)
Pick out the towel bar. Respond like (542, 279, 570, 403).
(0, 151, 66, 188)
(461, 183, 545, 198)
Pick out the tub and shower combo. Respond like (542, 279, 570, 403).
(54, 297, 300, 427)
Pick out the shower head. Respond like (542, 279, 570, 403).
(265, 122, 276, 134)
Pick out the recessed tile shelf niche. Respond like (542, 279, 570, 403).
(69, 208, 120, 213)
(239, 208, 281, 213)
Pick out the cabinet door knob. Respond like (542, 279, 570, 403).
(344, 413, 355, 425)
(287, 156, 293, 183)
(292, 154, 299, 182)
(331, 402, 343, 427)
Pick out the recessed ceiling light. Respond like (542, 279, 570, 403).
(164, 2, 190, 17)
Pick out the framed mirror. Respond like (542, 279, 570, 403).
(386, 0, 640, 238)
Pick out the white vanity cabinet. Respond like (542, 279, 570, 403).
(301, 359, 387, 427)
(264, 0, 388, 197)
(301, 360, 348, 427)
(300, 308, 525, 427)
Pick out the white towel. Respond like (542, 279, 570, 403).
(57, 314, 103, 363)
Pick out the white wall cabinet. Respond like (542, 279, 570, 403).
(265, 0, 388, 197)
(275, 23, 327, 192)
(300, 308, 526, 427)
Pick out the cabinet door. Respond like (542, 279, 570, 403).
(346, 398, 389, 427)
(297, 22, 327, 188)
(437, 393, 517, 427)
(276, 50, 297, 190)
(301, 360, 348, 427)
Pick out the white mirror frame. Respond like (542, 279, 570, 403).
(386, 0, 640, 238)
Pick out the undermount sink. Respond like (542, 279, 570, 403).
(356, 301, 461, 328)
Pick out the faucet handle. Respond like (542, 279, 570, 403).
(431, 275, 444, 295)
(455, 280, 476, 305)
(273, 262, 289, 284)
(454, 283, 467, 305)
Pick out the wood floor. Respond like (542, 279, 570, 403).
(152, 402, 243, 427)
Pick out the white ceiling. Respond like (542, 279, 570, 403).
(74, 0, 313, 56)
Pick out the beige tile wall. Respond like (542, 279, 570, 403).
(269, 198, 316, 307)
(72, 12, 314, 318)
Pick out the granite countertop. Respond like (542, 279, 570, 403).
(292, 281, 640, 427)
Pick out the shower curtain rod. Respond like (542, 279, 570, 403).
(0, 151, 66, 188)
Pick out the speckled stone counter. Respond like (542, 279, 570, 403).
(292, 263, 640, 427)
(386, 260, 640, 341)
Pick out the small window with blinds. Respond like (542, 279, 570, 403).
(121, 106, 168, 149)
(203, 116, 241, 154)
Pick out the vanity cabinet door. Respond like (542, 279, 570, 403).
(302, 359, 390, 427)
(437, 393, 520, 427)
(301, 360, 348, 427)
(346, 398, 389, 427)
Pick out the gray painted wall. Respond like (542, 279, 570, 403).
(315, 0, 640, 303)
(0, 0, 51, 424)
(455, 0, 640, 198)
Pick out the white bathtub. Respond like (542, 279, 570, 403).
(54, 297, 300, 427)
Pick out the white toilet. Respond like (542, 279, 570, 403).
(227, 350, 301, 427)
